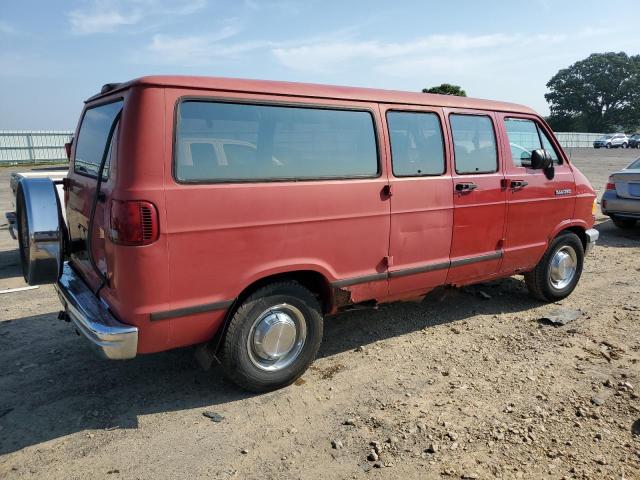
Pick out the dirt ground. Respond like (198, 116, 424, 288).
(1, 148, 639, 480)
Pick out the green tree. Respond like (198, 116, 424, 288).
(422, 83, 467, 96)
(545, 52, 640, 132)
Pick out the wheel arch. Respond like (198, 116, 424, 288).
(548, 220, 589, 252)
(232, 269, 334, 316)
(204, 269, 334, 360)
(561, 226, 587, 251)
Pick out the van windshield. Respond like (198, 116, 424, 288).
(74, 100, 123, 178)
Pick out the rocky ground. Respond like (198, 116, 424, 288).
(0, 148, 639, 479)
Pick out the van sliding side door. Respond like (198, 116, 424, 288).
(380, 104, 454, 297)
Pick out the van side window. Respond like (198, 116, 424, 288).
(175, 101, 378, 182)
(504, 118, 541, 167)
(387, 111, 445, 176)
(504, 118, 561, 167)
(538, 128, 561, 165)
(450, 114, 497, 174)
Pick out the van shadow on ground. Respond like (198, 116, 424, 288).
(2, 220, 637, 455)
(0, 275, 540, 455)
(0, 248, 21, 281)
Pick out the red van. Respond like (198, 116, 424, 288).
(16, 76, 598, 391)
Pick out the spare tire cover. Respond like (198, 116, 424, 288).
(16, 177, 64, 285)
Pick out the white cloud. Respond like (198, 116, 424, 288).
(68, 0, 206, 35)
(271, 33, 565, 73)
(134, 23, 612, 109)
(145, 26, 260, 66)
(270, 28, 611, 75)
(69, 10, 141, 35)
(0, 20, 18, 35)
(0, 53, 61, 77)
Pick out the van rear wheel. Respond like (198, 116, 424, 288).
(524, 232, 584, 302)
(220, 281, 323, 392)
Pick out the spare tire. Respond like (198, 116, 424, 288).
(16, 177, 64, 285)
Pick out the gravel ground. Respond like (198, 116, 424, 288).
(1, 148, 639, 480)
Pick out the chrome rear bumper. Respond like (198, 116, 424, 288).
(55, 262, 138, 360)
(585, 228, 599, 255)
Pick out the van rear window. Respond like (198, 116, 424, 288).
(175, 101, 379, 182)
(74, 100, 123, 178)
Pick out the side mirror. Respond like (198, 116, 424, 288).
(64, 139, 73, 161)
(530, 149, 552, 170)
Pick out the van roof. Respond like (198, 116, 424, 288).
(91, 75, 538, 115)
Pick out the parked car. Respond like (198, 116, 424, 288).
(593, 133, 629, 149)
(628, 133, 640, 149)
(6, 167, 67, 240)
(14, 76, 599, 392)
(601, 156, 640, 228)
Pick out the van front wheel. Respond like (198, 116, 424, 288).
(524, 232, 584, 302)
(220, 281, 323, 392)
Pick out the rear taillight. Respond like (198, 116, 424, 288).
(605, 177, 615, 190)
(109, 200, 159, 246)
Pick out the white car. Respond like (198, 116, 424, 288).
(593, 133, 629, 149)
(6, 167, 67, 240)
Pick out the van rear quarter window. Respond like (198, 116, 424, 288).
(74, 100, 123, 178)
(174, 101, 379, 182)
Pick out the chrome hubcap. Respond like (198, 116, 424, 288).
(549, 246, 577, 290)
(247, 304, 306, 371)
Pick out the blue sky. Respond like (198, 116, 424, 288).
(1, 0, 639, 130)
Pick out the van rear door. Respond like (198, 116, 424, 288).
(66, 99, 123, 290)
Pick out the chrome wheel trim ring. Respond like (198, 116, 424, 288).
(549, 245, 577, 290)
(247, 303, 307, 372)
(17, 178, 63, 285)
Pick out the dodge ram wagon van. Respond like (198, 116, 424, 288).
(16, 76, 599, 392)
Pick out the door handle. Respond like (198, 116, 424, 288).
(510, 180, 529, 189)
(455, 182, 478, 192)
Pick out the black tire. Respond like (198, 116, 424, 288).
(524, 232, 584, 302)
(612, 216, 637, 229)
(606, 143, 611, 149)
(622, 143, 628, 149)
(220, 281, 323, 392)
(16, 186, 30, 280)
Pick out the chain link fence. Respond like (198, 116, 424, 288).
(0, 131, 73, 165)
(553, 132, 605, 148)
